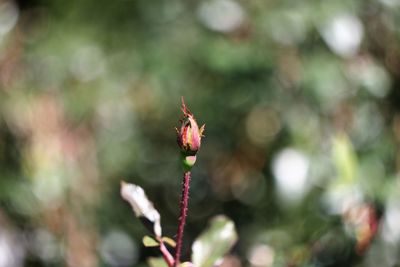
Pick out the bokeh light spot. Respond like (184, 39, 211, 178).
(272, 148, 310, 204)
(320, 14, 364, 58)
(99, 229, 138, 267)
(197, 0, 245, 33)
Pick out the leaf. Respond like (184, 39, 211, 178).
(162, 237, 176, 248)
(148, 257, 169, 267)
(179, 262, 194, 267)
(332, 133, 358, 185)
(120, 181, 162, 237)
(143, 235, 159, 247)
(191, 215, 238, 267)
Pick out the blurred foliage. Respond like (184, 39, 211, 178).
(191, 215, 238, 267)
(1, 0, 400, 266)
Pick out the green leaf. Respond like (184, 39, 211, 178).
(179, 262, 194, 267)
(332, 133, 358, 185)
(191, 215, 238, 267)
(147, 257, 169, 267)
(143, 235, 159, 247)
(162, 237, 176, 248)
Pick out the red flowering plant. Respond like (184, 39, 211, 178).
(121, 98, 237, 267)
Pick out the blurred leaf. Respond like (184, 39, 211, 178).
(120, 181, 162, 237)
(332, 133, 358, 185)
(162, 237, 176, 248)
(179, 262, 194, 267)
(148, 257, 169, 267)
(143, 235, 159, 247)
(192, 215, 238, 267)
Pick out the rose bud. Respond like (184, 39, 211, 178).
(176, 98, 205, 166)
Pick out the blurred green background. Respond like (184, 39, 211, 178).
(1, 0, 400, 266)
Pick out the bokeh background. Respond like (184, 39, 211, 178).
(1, 0, 400, 266)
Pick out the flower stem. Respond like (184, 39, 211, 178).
(174, 171, 191, 266)
(159, 240, 175, 267)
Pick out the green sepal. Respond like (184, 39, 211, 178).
(182, 154, 196, 171)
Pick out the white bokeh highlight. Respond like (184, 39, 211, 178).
(0, 229, 24, 267)
(272, 148, 310, 203)
(320, 14, 364, 58)
(0, 1, 18, 37)
(382, 198, 400, 244)
(248, 244, 275, 267)
(197, 0, 245, 33)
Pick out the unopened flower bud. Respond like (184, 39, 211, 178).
(176, 98, 205, 156)
(176, 98, 205, 170)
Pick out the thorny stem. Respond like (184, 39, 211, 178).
(174, 171, 191, 266)
(159, 240, 175, 267)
